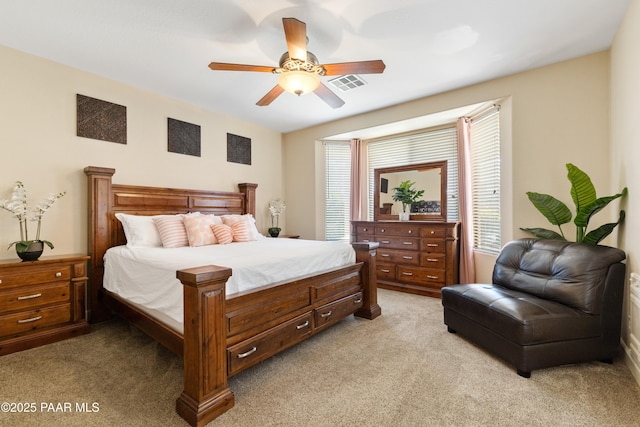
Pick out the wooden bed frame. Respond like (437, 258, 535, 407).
(84, 166, 380, 426)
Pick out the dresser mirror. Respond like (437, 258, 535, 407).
(374, 160, 447, 221)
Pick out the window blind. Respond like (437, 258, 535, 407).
(324, 141, 352, 241)
(469, 107, 501, 253)
(366, 126, 459, 222)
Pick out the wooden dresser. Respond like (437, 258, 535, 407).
(0, 254, 90, 355)
(351, 221, 460, 298)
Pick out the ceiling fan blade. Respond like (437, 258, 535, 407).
(282, 17, 307, 61)
(322, 60, 386, 76)
(314, 83, 345, 109)
(209, 62, 275, 73)
(256, 85, 285, 106)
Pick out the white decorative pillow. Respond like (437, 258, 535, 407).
(221, 214, 261, 240)
(115, 213, 162, 247)
(153, 215, 190, 248)
(211, 224, 233, 245)
(183, 214, 222, 246)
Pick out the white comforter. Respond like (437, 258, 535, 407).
(103, 238, 355, 326)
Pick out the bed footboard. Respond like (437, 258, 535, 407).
(175, 242, 379, 427)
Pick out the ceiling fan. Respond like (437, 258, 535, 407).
(208, 17, 386, 109)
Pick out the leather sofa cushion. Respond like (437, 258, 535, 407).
(492, 239, 626, 315)
(442, 284, 601, 345)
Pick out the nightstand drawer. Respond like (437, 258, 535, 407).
(0, 283, 70, 313)
(0, 304, 71, 337)
(0, 265, 71, 288)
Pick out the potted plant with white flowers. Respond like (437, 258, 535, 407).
(268, 198, 286, 237)
(0, 181, 65, 261)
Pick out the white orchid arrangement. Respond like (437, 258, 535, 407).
(268, 198, 286, 229)
(0, 181, 66, 253)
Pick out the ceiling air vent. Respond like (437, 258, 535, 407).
(328, 74, 367, 92)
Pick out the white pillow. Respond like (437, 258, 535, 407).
(115, 213, 163, 247)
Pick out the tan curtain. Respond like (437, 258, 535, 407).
(456, 117, 476, 283)
(350, 138, 363, 221)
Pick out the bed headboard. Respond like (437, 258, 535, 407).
(84, 166, 257, 322)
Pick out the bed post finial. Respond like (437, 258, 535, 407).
(238, 183, 257, 217)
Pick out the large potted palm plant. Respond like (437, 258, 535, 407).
(521, 163, 627, 244)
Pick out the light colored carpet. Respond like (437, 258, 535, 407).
(1, 289, 640, 426)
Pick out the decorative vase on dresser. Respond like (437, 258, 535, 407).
(351, 221, 460, 298)
(0, 254, 90, 355)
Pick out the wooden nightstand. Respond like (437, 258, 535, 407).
(0, 254, 90, 355)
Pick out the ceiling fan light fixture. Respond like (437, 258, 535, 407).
(278, 70, 320, 96)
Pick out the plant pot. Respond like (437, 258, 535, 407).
(268, 227, 281, 238)
(399, 212, 410, 221)
(17, 240, 44, 262)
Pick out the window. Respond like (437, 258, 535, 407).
(324, 142, 351, 241)
(366, 126, 459, 222)
(469, 107, 501, 253)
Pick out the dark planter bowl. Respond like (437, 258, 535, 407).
(17, 241, 44, 262)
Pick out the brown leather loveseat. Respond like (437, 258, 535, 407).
(441, 238, 626, 377)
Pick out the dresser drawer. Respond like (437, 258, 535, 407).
(0, 265, 71, 288)
(0, 283, 70, 313)
(376, 236, 419, 250)
(315, 292, 363, 330)
(421, 227, 446, 238)
(377, 249, 419, 265)
(397, 266, 446, 286)
(377, 263, 396, 280)
(0, 304, 71, 337)
(355, 225, 374, 236)
(420, 253, 446, 269)
(227, 312, 313, 375)
(421, 238, 446, 254)
(375, 224, 420, 237)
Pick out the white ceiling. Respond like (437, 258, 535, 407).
(0, 0, 629, 133)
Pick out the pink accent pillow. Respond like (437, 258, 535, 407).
(221, 214, 260, 240)
(153, 215, 189, 248)
(183, 214, 222, 246)
(231, 220, 252, 242)
(211, 224, 233, 245)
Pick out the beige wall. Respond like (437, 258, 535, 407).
(0, 45, 284, 261)
(284, 52, 612, 281)
(610, 0, 640, 381)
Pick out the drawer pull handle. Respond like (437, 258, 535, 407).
(402, 242, 413, 245)
(402, 256, 413, 260)
(427, 258, 438, 262)
(381, 269, 390, 273)
(55, 272, 62, 277)
(320, 311, 332, 318)
(17, 293, 42, 300)
(427, 243, 439, 247)
(380, 229, 385, 232)
(402, 272, 413, 276)
(18, 315, 42, 324)
(296, 320, 310, 330)
(362, 239, 370, 243)
(237, 347, 257, 358)
(0, 279, 2, 284)
(408, 230, 413, 234)
(430, 230, 435, 235)
(427, 275, 439, 279)
(381, 240, 390, 244)
(381, 253, 390, 257)
(354, 298, 363, 304)
(363, 228, 368, 232)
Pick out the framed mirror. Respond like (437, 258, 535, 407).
(374, 160, 447, 221)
